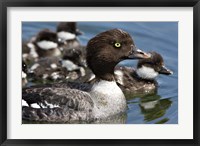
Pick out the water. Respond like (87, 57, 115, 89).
(22, 22, 178, 124)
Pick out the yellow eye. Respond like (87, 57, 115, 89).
(114, 42, 121, 48)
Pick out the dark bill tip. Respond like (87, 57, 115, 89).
(78, 60, 87, 68)
(159, 66, 173, 75)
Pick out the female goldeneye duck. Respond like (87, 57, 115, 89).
(22, 61, 28, 87)
(28, 47, 86, 81)
(115, 52, 173, 94)
(57, 22, 82, 52)
(22, 29, 150, 123)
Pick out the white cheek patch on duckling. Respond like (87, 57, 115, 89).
(114, 70, 124, 85)
(136, 66, 158, 79)
(61, 60, 79, 71)
(37, 40, 58, 50)
(57, 31, 76, 41)
(22, 71, 27, 79)
(30, 63, 40, 71)
(50, 63, 57, 69)
(42, 74, 49, 79)
(51, 72, 61, 80)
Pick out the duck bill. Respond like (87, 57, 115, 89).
(75, 29, 83, 35)
(78, 60, 87, 68)
(128, 49, 151, 59)
(159, 66, 173, 75)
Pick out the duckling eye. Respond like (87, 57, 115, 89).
(114, 42, 121, 48)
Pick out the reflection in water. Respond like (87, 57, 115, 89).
(139, 94, 172, 123)
(127, 93, 172, 124)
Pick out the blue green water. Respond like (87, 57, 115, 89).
(22, 22, 178, 124)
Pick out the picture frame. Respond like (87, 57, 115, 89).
(0, 0, 199, 145)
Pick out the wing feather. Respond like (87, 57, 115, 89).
(22, 87, 95, 122)
(23, 87, 94, 111)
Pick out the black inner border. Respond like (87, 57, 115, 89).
(0, 0, 199, 146)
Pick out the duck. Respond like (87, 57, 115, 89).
(28, 47, 86, 81)
(114, 52, 173, 94)
(22, 29, 150, 123)
(56, 22, 82, 52)
(23, 29, 61, 61)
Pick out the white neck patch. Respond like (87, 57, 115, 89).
(61, 60, 79, 71)
(37, 40, 58, 50)
(136, 66, 158, 79)
(57, 31, 76, 41)
(91, 80, 123, 96)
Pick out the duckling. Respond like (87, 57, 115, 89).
(28, 47, 86, 82)
(115, 52, 173, 94)
(23, 29, 61, 62)
(57, 22, 82, 52)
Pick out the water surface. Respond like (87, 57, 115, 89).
(22, 22, 178, 124)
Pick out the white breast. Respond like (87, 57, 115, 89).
(90, 80, 126, 118)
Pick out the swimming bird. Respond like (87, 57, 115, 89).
(28, 47, 86, 81)
(57, 22, 82, 52)
(22, 29, 150, 123)
(114, 52, 173, 94)
(23, 29, 61, 61)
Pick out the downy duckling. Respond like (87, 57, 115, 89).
(115, 52, 173, 94)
